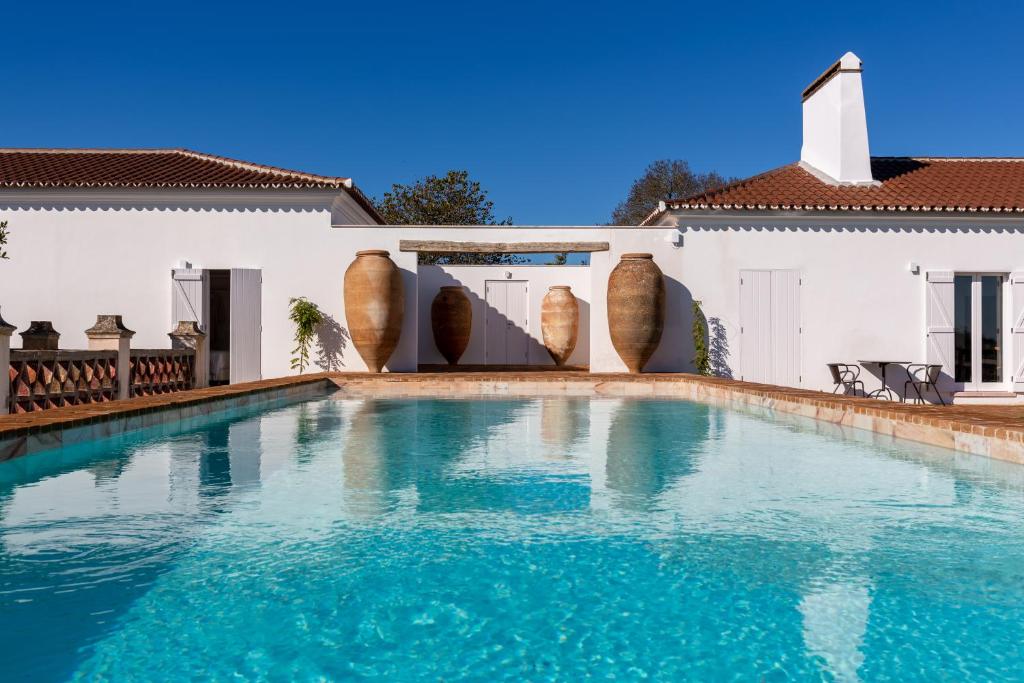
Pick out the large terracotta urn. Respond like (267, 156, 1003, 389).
(431, 286, 472, 365)
(344, 250, 404, 373)
(541, 286, 579, 366)
(607, 253, 665, 373)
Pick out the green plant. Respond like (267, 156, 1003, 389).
(692, 300, 710, 376)
(289, 297, 325, 374)
(0, 220, 9, 260)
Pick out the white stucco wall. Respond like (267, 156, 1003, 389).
(5, 190, 1018, 397)
(0, 189, 383, 379)
(417, 264, 592, 366)
(652, 211, 1024, 396)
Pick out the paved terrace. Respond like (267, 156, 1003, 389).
(0, 372, 1022, 464)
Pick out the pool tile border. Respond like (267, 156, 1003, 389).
(0, 371, 1021, 464)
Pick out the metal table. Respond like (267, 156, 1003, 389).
(857, 360, 910, 401)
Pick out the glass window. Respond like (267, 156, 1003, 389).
(953, 275, 973, 383)
(981, 276, 1002, 383)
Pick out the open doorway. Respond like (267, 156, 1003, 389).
(208, 270, 231, 385)
(171, 266, 262, 385)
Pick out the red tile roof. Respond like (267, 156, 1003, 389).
(653, 157, 1024, 219)
(0, 148, 383, 221)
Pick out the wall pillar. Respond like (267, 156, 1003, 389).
(169, 320, 208, 389)
(19, 320, 60, 350)
(0, 308, 15, 414)
(85, 315, 135, 401)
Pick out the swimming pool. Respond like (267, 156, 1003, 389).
(2, 395, 1023, 680)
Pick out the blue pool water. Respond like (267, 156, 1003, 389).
(2, 396, 1024, 681)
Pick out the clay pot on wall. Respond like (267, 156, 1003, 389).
(607, 253, 665, 373)
(343, 250, 404, 373)
(540, 286, 579, 366)
(431, 286, 472, 365)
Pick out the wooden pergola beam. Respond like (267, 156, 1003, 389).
(399, 240, 610, 254)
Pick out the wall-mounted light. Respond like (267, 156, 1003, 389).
(665, 229, 683, 248)
(908, 262, 920, 275)
(504, 271, 512, 279)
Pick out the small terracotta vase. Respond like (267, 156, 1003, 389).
(607, 253, 665, 373)
(343, 250, 404, 373)
(541, 286, 579, 366)
(431, 286, 472, 365)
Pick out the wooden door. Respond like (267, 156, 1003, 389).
(229, 269, 262, 383)
(739, 270, 801, 386)
(485, 280, 529, 365)
(171, 267, 209, 331)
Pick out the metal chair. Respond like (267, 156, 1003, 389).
(904, 364, 945, 405)
(827, 363, 864, 396)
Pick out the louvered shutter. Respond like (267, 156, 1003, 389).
(925, 271, 954, 386)
(1011, 272, 1024, 393)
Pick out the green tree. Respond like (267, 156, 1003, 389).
(611, 160, 732, 226)
(0, 220, 9, 260)
(376, 170, 520, 265)
(288, 297, 325, 374)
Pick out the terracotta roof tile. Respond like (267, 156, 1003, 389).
(0, 148, 383, 222)
(662, 157, 1024, 216)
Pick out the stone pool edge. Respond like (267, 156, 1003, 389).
(1, 372, 1021, 464)
(329, 373, 1024, 465)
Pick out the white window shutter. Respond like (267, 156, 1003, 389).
(1012, 272, 1024, 393)
(229, 269, 262, 384)
(925, 271, 954, 384)
(172, 268, 209, 331)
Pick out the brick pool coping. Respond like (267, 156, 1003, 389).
(1, 371, 1022, 464)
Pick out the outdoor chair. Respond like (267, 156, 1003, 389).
(827, 363, 864, 396)
(904, 364, 945, 405)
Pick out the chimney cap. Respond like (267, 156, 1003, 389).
(802, 51, 863, 102)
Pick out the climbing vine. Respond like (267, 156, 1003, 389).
(692, 300, 710, 376)
(288, 297, 325, 374)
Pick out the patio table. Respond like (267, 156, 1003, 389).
(857, 360, 910, 401)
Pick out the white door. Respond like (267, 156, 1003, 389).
(485, 280, 529, 365)
(229, 269, 262, 383)
(739, 270, 801, 386)
(171, 268, 209, 330)
(953, 273, 1007, 390)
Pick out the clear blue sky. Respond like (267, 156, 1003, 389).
(4, 1, 1022, 224)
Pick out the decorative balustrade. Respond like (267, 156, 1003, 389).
(2, 316, 207, 414)
(129, 349, 196, 397)
(8, 350, 118, 413)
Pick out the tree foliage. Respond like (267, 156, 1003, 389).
(610, 160, 732, 226)
(288, 297, 325, 374)
(0, 220, 9, 260)
(375, 170, 520, 265)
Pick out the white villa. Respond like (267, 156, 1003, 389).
(1, 52, 1022, 404)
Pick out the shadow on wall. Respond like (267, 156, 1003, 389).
(708, 317, 732, 378)
(645, 275, 694, 373)
(314, 314, 350, 371)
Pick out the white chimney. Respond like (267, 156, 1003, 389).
(800, 52, 875, 185)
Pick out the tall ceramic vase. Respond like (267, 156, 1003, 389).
(541, 286, 579, 366)
(344, 250, 404, 373)
(607, 253, 665, 373)
(431, 286, 472, 365)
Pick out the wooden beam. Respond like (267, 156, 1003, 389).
(399, 240, 610, 254)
